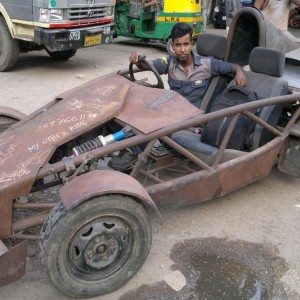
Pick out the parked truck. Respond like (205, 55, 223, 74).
(0, 0, 115, 71)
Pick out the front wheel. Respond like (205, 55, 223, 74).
(38, 195, 152, 298)
(0, 17, 19, 71)
(46, 49, 77, 60)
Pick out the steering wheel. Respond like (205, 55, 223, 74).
(129, 56, 164, 89)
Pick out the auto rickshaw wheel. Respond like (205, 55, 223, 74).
(38, 194, 152, 298)
(129, 57, 164, 89)
(167, 39, 175, 56)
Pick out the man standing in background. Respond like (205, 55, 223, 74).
(254, 0, 300, 31)
(225, 0, 242, 31)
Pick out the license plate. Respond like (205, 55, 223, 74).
(222, 16, 226, 20)
(84, 34, 101, 47)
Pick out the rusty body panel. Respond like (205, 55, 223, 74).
(0, 106, 26, 121)
(278, 119, 300, 177)
(0, 240, 28, 287)
(59, 170, 160, 216)
(0, 200, 13, 237)
(146, 137, 284, 207)
(217, 138, 283, 195)
(116, 87, 201, 134)
(147, 170, 222, 208)
(0, 74, 129, 202)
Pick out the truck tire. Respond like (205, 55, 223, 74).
(0, 17, 20, 72)
(38, 194, 152, 298)
(46, 49, 77, 60)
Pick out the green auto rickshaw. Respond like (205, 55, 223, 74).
(114, 0, 205, 52)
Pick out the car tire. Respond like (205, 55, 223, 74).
(0, 17, 20, 72)
(213, 21, 219, 29)
(38, 194, 152, 298)
(46, 49, 77, 60)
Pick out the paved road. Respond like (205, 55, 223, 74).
(0, 34, 299, 300)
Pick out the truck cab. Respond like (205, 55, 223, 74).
(0, 0, 115, 71)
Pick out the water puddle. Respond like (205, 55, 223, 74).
(188, 252, 265, 299)
(120, 238, 295, 300)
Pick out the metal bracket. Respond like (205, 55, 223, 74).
(62, 154, 94, 184)
(62, 156, 76, 172)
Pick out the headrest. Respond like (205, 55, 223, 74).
(249, 47, 285, 77)
(196, 33, 227, 59)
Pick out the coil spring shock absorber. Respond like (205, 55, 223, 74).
(72, 130, 132, 155)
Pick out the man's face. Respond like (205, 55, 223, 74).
(171, 34, 193, 63)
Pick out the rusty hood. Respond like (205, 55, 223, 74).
(0, 73, 201, 203)
(0, 74, 130, 201)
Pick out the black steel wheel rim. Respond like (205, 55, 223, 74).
(67, 215, 133, 281)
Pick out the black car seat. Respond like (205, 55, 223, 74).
(243, 47, 288, 148)
(172, 47, 288, 165)
(195, 33, 229, 112)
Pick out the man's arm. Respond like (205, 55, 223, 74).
(129, 52, 169, 74)
(254, 0, 269, 10)
(230, 64, 247, 86)
(142, 0, 158, 9)
(211, 58, 247, 86)
(129, 52, 149, 70)
(290, 0, 300, 6)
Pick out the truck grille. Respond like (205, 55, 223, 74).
(69, 7, 106, 20)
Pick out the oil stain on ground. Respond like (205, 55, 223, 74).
(120, 237, 297, 300)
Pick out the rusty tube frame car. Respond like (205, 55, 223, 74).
(0, 7, 299, 298)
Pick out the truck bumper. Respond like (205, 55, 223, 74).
(34, 23, 115, 52)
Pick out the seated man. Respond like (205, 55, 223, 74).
(108, 22, 247, 171)
(131, 22, 246, 108)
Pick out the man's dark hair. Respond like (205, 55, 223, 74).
(170, 22, 193, 42)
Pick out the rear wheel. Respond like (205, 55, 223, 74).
(38, 194, 152, 298)
(0, 17, 20, 71)
(46, 49, 77, 60)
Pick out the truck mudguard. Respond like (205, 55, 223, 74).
(0, 4, 15, 36)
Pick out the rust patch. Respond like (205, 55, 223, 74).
(0, 240, 28, 287)
(117, 86, 202, 134)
